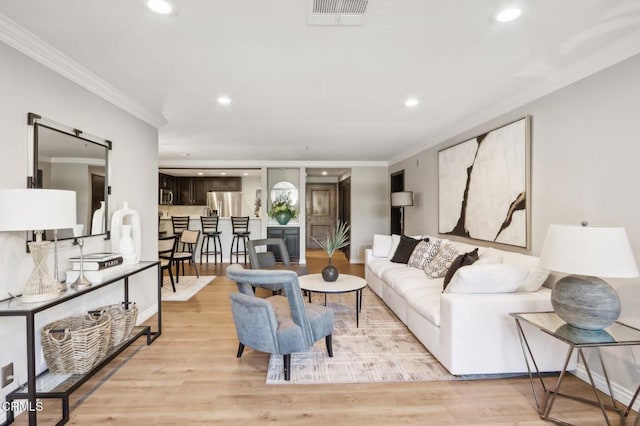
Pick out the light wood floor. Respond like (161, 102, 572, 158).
(16, 250, 637, 425)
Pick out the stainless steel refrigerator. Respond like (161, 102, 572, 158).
(206, 192, 242, 217)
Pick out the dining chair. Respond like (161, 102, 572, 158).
(171, 216, 190, 250)
(158, 235, 177, 292)
(174, 229, 201, 283)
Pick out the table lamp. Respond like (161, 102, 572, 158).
(391, 191, 413, 236)
(0, 189, 77, 303)
(539, 223, 638, 330)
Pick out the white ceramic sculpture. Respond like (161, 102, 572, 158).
(91, 201, 105, 235)
(118, 224, 137, 265)
(110, 201, 141, 264)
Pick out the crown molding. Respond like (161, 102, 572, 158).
(0, 13, 166, 129)
(158, 159, 388, 169)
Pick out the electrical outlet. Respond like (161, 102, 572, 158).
(1, 363, 13, 388)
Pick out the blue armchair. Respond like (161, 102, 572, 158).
(226, 264, 334, 380)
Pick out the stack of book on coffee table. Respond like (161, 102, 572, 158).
(66, 253, 124, 284)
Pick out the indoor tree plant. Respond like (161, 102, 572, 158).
(312, 221, 350, 282)
(269, 193, 297, 225)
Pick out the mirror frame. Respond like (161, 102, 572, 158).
(27, 112, 112, 242)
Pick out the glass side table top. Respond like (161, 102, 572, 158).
(511, 312, 640, 347)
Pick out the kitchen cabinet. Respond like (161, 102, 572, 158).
(267, 226, 300, 262)
(175, 177, 193, 205)
(159, 173, 175, 190)
(174, 177, 242, 205)
(208, 177, 241, 191)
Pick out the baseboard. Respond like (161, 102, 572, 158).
(137, 304, 158, 325)
(572, 364, 640, 412)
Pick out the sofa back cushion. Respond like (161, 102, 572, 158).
(444, 263, 529, 293)
(372, 234, 393, 257)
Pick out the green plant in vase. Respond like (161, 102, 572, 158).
(312, 221, 350, 282)
(269, 193, 297, 225)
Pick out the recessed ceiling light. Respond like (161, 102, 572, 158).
(197, 172, 204, 176)
(493, 7, 522, 23)
(217, 96, 232, 105)
(147, 0, 176, 15)
(220, 172, 227, 176)
(321, 171, 328, 176)
(405, 98, 419, 107)
(243, 172, 249, 176)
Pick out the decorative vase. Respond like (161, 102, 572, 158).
(322, 257, 339, 282)
(110, 201, 141, 264)
(119, 224, 137, 265)
(274, 211, 291, 225)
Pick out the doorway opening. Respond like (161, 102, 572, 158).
(390, 170, 405, 235)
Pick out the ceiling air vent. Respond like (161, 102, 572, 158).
(308, 0, 369, 26)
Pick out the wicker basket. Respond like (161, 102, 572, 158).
(93, 303, 138, 349)
(41, 311, 112, 374)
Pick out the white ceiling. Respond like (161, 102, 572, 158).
(1, 1, 640, 165)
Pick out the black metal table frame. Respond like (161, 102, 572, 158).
(305, 287, 364, 327)
(0, 261, 162, 426)
(512, 314, 640, 426)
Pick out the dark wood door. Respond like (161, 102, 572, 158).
(306, 183, 337, 249)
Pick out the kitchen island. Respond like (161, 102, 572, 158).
(160, 215, 262, 263)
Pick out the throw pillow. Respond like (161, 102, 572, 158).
(372, 234, 393, 258)
(424, 243, 459, 278)
(444, 263, 529, 294)
(517, 266, 551, 292)
(390, 235, 423, 264)
(475, 247, 504, 265)
(443, 248, 479, 290)
(387, 234, 402, 260)
(407, 239, 441, 269)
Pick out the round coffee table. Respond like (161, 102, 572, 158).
(298, 273, 367, 327)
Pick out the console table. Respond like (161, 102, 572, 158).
(0, 261, 161, 426)
(511, 311, 640, 425)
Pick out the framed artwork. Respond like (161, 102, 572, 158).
(438, 116, 531, 248)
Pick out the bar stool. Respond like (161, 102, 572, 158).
(171, 216, 189, 250)
(200, 215, 222, 265)
(230, 216, 251, 265)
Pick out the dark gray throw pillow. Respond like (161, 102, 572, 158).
(390, 235, 426, 264)
(443, 248, 479, 290)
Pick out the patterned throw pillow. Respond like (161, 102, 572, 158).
(424, 243, 459, 279)
(407, 240, 441, 269)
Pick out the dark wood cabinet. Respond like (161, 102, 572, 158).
(159, 173, 175, 190)
(193, 178, 209, 205)
(175, 177, 193, 205)
(165, 175, 242, 205)
(267, 226, 300, 262)
(208, 177, 241, 192)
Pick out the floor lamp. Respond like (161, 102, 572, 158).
(391, 191, 413, 236)
(0, 189, 77, 302)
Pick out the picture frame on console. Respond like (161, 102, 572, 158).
(438, 116, 531, 248)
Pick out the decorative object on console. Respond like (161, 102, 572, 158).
(312, 221, 350, 282)
(110, 201, 141, 265)
(438, 116, 530, 248)
(539, 223, 638, 330)
(91, 201, 105, 235)
(71, 224, 92, 290)
(391, 191, 413, 236)
(269, 193, 297, 225)
(0, 189, 76, 302)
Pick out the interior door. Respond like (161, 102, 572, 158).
(306, 183, 337, 249)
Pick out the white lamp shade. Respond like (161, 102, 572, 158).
(539, 224, 639, 278)
(391, 191, 413, 207)
(0, 189, 77, 231)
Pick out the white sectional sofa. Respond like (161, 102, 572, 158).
(365, 235, 575, 376)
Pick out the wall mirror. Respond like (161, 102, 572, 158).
(270, 181, 298, 205)
(28, 113, 111, 241)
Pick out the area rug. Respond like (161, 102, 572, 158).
(161, 275, 216, 301)
(266, 288, 456, 384)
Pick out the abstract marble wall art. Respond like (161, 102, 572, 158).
(438, 117, 530, 248)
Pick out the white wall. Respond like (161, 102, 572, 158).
(240, 176, 261, 218)
(391, 53, 640, 408)
(350, 166, 389, 263)
(0, 41, 158, 418)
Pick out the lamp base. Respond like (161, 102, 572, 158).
(71, 276, 93, 290)
(22, 241, 60, 304)
(551, 274, 621, 330)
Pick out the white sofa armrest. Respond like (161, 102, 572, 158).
(439, 289, 575, 375)
(365, 248, 375, 263)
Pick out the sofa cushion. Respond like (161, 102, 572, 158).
(372, 234, 393, 257)
(368, 257, 406, 279)
(404, 287, 443, 326)
(443, 248, 479, 290)
(407, 239, 441, 269)
(444, 263, 529, 293)
(390, 235, 423, 264)
(387, 235, 401, 259)
(517, 266, 551, 292)
(424, 243, 459, 278)
(383, 267, 439, 296)
(476, 247, 504, 264)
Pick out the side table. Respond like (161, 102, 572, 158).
(511, 311, 640, 425)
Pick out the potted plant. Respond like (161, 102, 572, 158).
(312, 221, 350, 282)
(269, 193, 297, 225)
